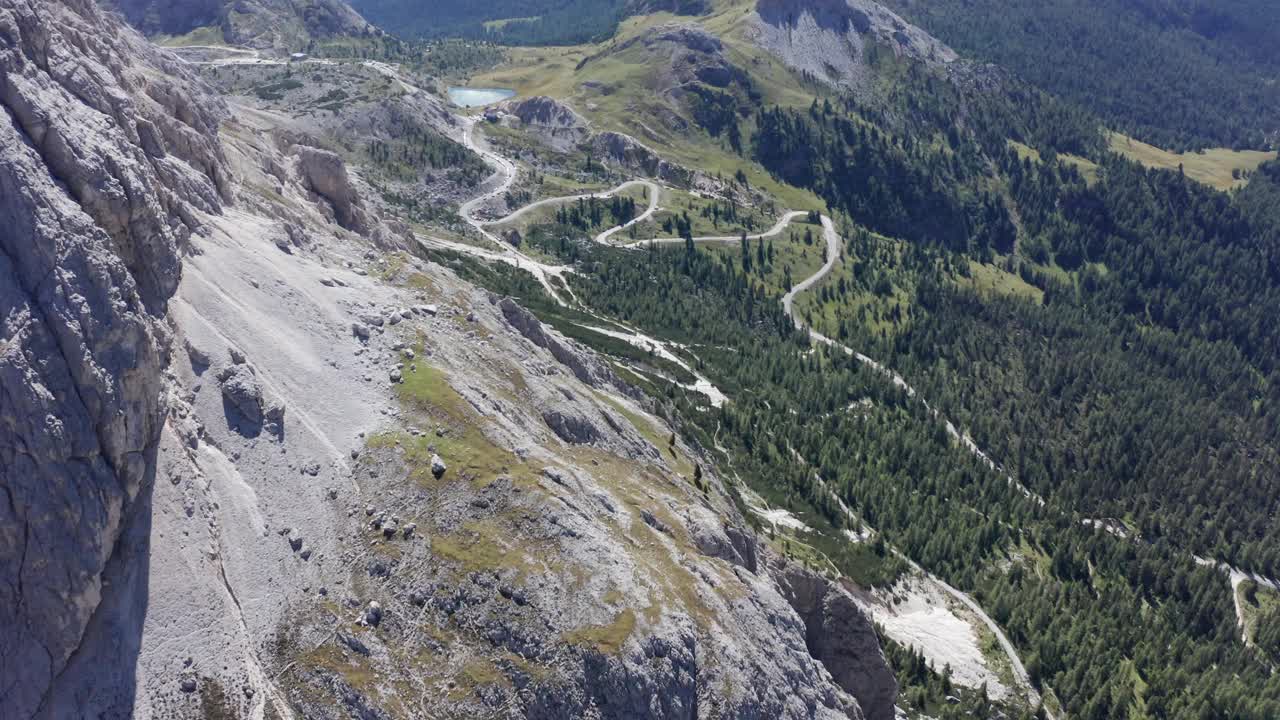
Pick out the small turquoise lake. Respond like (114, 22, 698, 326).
(447, 87, 516, 108)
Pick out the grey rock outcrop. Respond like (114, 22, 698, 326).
(591, 131, 695, 186)
(217, 363, 265, 430)
(500, 297, 631, 394)
(752, 0, 957, 94)
(292, 144, 370, 235)
(606, 22, 749, 100)
(0, 0, 227, 716)
(499, 96, 590, 150)
(774, 559, 899, 720)
(542, 405, 605, 445)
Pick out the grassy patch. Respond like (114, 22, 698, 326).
(1108, 132, 1276, 191)
(155, 25, 226, 47)
(962, 260, 1044, 303)
(1009, 140, 1100, 184)
(382, 362, 539, 490)
(448, 657, 509, 700)
(562, 609, 636, 655)
(428, 518, 547, 575)
(1238, 579, 1280, 645)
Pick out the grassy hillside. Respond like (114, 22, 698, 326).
(1108, 132, 1277, 190)
(350, 0, 629, 44)
(468, 1, 826, 210)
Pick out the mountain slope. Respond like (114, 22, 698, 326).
(0, 1, 901, 718)
(418, 1, 1280, 717)
(103, 0, 378, 50)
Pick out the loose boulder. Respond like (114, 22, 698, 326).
(217, 364, 264, 431)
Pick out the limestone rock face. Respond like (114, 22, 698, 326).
(591, 131, 695, 186)
(0, 0, 226, 716)
(752, 0, 957, 94)
(499, 296, 631, 393)
(499, 96, 590, 151)
(292, 144, 370, 235)
(774, 558, 900, 720)
(503, 96, 586, 131)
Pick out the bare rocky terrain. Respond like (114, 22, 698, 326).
(750, 0, 956, 94)
(0, 1, 900, 718)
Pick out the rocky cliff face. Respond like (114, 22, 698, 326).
(591, 131, 695, 186)
(0, 0, 227, 717)
(104, 0, 378, 50)
(751, 0, 956, 93)
(775, 561, 899, 720)
(499, 96, 591, 151)
(0, 1, 899, 718)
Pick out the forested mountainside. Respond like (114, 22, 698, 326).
(411, 0, 1280, 716)
(882, 0, 1280, 151)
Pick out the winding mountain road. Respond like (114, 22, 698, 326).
(781, 215, 841, 317)
(622, 210, 810, 248)
(468, 178, 660, 245)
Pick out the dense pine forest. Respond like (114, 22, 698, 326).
(882, 0, 1280, 150)
(745, 88, 1280, 577)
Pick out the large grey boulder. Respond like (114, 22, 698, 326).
(0, 0, 227, 716)
(293, 144, 369, 234)
(217, 363, 264, 430)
